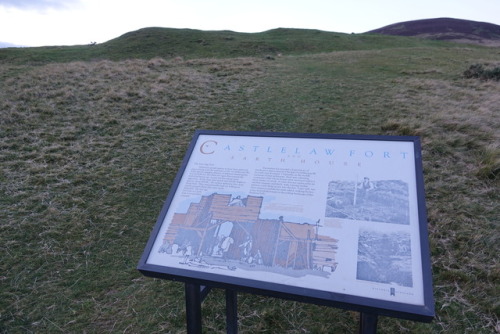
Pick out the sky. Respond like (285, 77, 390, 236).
(1, 0, 500, 47)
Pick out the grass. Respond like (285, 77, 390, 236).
(1, 30, 499, 333)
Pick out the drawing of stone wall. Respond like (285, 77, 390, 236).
(159, 193, 339, 275)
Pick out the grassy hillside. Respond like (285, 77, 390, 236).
(0, 27, 448, 64)
(0, 29, 499, 333)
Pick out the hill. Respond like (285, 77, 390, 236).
(367, 18, 500, 47)
(0, 27, 447, 64)
(0, 42, 23, 48)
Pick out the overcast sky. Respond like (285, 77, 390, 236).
(1, 0, 500, 47)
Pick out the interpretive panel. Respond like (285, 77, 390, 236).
(138, 130, 434, 321)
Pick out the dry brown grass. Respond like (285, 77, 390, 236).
(381, 76, 499, 332)
(0, 57, 268, 333)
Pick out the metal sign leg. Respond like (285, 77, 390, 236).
(184, 284, 237, 333)
(185, 283, 202, 334)
(226, 289, 238, 334)
(359, 312, 378, 334)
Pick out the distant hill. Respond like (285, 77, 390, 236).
(0, 42, 23, 48)
(367, 18, 500, 47)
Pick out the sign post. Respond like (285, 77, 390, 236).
(359, 312, 378, 334)
(225, 289, 238, 334)
(185, 283, 202, 334)
(138, 130, 434, 333)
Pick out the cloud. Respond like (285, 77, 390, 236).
(0, 0, 81, 10)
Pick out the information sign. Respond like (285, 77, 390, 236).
(138, 130, 434, 322)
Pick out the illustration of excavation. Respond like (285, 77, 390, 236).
(158, 193, 339, 276)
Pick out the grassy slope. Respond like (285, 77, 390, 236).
(0, 29, 499, 333)
(0, 27, 446, 64)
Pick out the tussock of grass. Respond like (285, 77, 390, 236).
(476, 144, 500, 179)
(1, 45, 499, 333)
(464, 63, 500, 81)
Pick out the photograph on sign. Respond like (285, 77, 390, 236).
(140, 131, 432, 317)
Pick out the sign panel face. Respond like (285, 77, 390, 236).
(138, 130, 434, 321)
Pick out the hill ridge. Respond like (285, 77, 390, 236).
(0, 27, 447, 64)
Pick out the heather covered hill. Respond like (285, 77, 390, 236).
(367, 18, 500, 46)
